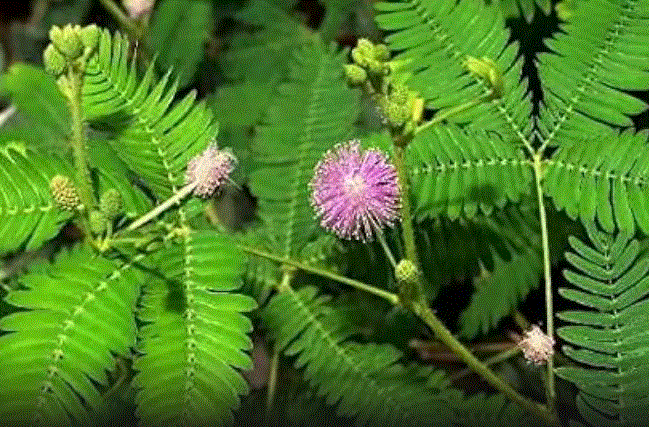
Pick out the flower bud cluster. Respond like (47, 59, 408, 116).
(344, 39, 391, 87)
(43, 24, 100, 76)
(49, 175, 81, 211)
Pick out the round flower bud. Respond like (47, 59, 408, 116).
(185, 144, 237, 198)
(367, 59, 387, 75)
(99, 188, 123, 220)
(389, 85, 409, 106)
(518, 325, 555, 365)
(395, 259, 419, 285)
(343, 64, 367, 86)
(43, 44, 67, 76)
(373, 44, 390, 61)
(384, 102, 410, 127)
(79, 24, 100, 52)
(50, 24, 83, 60)
(50, 175, 81, 211)
(89, 210, 107, 235)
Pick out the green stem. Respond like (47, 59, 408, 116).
(411, 301, 559, 426)
(127, 183, 197, 231)
(533, 153, 555, 411)
(239, 245, 400, 305)
(376, 230, 397, 268)
(393, 145, 418, 264)
(449, 345, 521, 382)
(265, 345, 281, 422)
(414, 96, 486, 135)
(67, 71, 95, 212)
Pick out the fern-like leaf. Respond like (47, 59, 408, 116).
(537, 0, 649, 148)
(543, 130, 649, 235)
(557, 229, 649, 426)
(263, 285, 455, 427)
(0, 64, 70, 151)
(374, 0, 533, 144)
(0, 246, 141, 425)
(147, 0, 214, 89)
(248, 41, 360, 258)
(133, 230, 256, 426)
(406, 126, 533, 220)
(0, 144, 73, 254)
(82, 30, 218, 200)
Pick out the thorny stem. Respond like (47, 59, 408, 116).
(411, 301, 559, 426)
(392, 145, 418, 264)
(532, 152, 556, 411)
(239, 245, 400, 305)
(127, 182, 197, 231)
(66, 71, 95, 212)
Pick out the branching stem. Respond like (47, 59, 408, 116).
(239, 245, 400, 305)
(414, 95, 487, 135)
(532, 152, 555, 411)
(411, 301, 558, 426)
(127, 183, 197, 231)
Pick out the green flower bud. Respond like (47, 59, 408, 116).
(384, 102, 410, 127)
(50, 24, 83, 59)
(50, 175, 81, 211)
(343, 64, 367, 86)
(79, 24, 100, 52)
(43, 44, 67, 76)
(99, 188, 123, 220)
(373, 44, 390, 62)
(395, 259, 423, 306)
(463, 56, 504, 99)
(395, 259, 419, 285)
(389, 85, 409, 106)
(351, 38, 375, 68)
(89, 210, 108, 235)
(367, 59, 387, 75)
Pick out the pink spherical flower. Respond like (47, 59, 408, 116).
(309, 140, 401, 241)
(185, 144, 236, 198)
(518, 325, 555, 365)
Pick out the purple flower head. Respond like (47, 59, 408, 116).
(309, 140, 401, 241)
(518, 325, 555, 365)
(185, 144, 236, 198)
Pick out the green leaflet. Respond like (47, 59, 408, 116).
(148, 0, 214, 89)
(82, 30, 218, 200)
(494, 0, 552, 21)
(263, 285, 455, 427)
(374, 0, 533, 144)
(0, 145, 73, 254)
(133, 230, 256, 427)
(0, 245, 141, 425)
(248, 41, 360, 258)
(557, 230, 649, 426)
(537, 0, 649, 148)
(0, 64, 70, 151)
(543, 130, 649, 235)
(406, 125, 533, 221)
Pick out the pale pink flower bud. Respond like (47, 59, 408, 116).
(518, 325, 555, 365)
